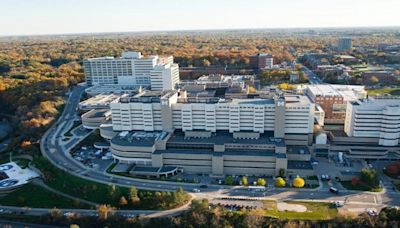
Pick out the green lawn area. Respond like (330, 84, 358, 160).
(340, 181, 382, 192)
(32, 156, 189, 210)
(0, 157, 31, 168)
(0, 183, 91, 209)
(264, 201, 338, 220)
(367, 87, 400, 96)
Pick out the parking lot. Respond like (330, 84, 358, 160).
(210, 198, 264, 211)
(70, 145, 113, 170)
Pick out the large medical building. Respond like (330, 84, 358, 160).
(98, 90, 315, 176)
(83, 52, 179, 91)
(345, 98, 400, 147)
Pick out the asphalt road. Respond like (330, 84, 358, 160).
(301, 66, 324, 84)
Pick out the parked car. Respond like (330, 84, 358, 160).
(335, 201, 344, 207)
(329, 187, 339, 194)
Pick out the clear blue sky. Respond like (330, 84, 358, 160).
(0, 0, 399, 36)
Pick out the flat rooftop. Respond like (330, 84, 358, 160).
(168, 130, 285, 147)
(117, 91, 175, 103)
(111, 131, 168, 147)
(306, 84, 366, 101)
(154, 148, 276, 157)
(79, 94, 120, 106)
(0, 162, 39, 189)
(85, 85, 139, 95)
(82, 109, 111, 119)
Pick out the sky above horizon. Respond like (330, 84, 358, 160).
(0, 0, 399, 36)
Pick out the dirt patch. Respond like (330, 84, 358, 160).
(277, 202, 307, 212)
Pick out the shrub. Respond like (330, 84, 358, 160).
(257, 178, 266, 186)
(387, 164, 399, 175)
(293, 176, 305, 188)
(275, 177, 286, 187)
(351, 176, 360, 186)
(224, 176, 234, 185)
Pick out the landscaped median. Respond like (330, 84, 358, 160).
(340, 168, 382, 192)
(31, 156, 191, 210)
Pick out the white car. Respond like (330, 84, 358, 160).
(366, 208, 378, 216)
(335, 201, 344, 207)
(192, 188, 200, 193)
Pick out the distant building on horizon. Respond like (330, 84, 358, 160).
(83, 51, 180, 91)
(249, 53, 273, 70)
(338, 37, 352, 52)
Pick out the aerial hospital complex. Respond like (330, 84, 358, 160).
(81, 52, 400, 177)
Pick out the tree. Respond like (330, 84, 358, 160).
(370, 75, 379, 85)
(278, 83, 296, 90)
(386, 164, 399, 175)
(275, 177, 286, 187)
(202, 59, 211, 67)
(224, 176, 234, 185)
(119, 196, 128, 207)
(242, 209, 265, 227)
(279, 168, 286, 177)
(248, 86, 257, 93)
(49, 207, 62, 219)
(98, 204, 115, 220)
(108, 184, 121, 200)
(293, 176, 305, 188)
(257, 178, 266, 186)
(360, 168, 379, 187)
(241, 176, 248, 186)
(129, 186, 140, 205)
(352, 176, 360, 186)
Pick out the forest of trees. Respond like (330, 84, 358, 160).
(5, 199, 400, 227)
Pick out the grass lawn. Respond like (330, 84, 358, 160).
(0, 183, 91, 209)
(340, 181, 382, 192)
(264, 201, 338, 220)
(0, 157, 31, 168)
(367, 87, 400, 96)
(14, 158, 31, 168)
(32, 156, 189, 210)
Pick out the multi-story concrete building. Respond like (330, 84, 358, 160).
(321, 97, 400, 160)
(345, 97, 400, 147)
(110, 91, 314, 138)
(305, 84, 367, 123)
(83, 52, 179, 91)
(338, 37, 352, 52)
(150, 64, 180, 91)
(101, 90, 316, 176)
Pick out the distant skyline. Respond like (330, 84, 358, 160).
(1, 0, 400, 36)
